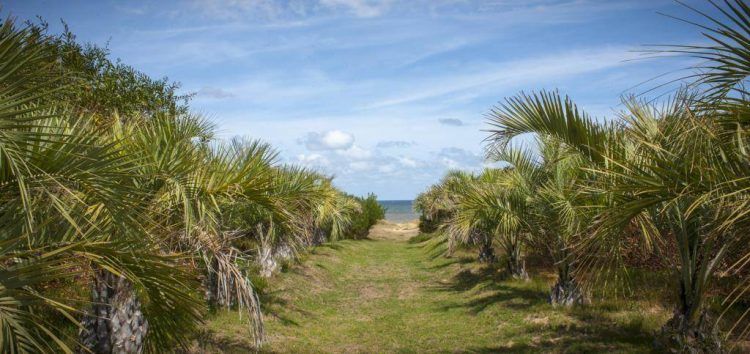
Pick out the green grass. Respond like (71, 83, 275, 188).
(195, 231, 680, 353)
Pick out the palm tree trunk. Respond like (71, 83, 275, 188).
(654, 225, 724, 353)
(80, 268, 148, 354)
(312, 227, 327, 246)
(548, 262, 585, 306)
(477, 235, 495, 263)
(655, 274, 723, 352)
(655, 297, 723, 353)
(506, 244, 528, 280)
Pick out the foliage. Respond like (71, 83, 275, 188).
(0, 15, 380, 353)
(202, 225, 671, 353)
(349, 193, 386, 238)
(26, 18, 192, 120)
(416, 1, 750, 351)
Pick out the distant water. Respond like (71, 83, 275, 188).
(378, 200, 418, 222)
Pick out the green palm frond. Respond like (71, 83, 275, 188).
(651, 0, 750, 98)
(486, 90, 617, 165)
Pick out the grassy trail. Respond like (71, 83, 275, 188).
(202, 221, 663, 353)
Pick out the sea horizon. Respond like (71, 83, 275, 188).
(378, 200, 418, 222)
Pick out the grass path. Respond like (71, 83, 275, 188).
(202, 221, 665, 353)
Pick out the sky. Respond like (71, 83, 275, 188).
(4, 0, 715, 199)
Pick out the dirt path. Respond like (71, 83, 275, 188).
(202, 220, 659, 353)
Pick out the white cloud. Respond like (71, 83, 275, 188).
(302, 130, 355, 150)
(378, 164, 397, 174)
(296, 153, 330, 167)
(398, 156, 418, 168)
(189, 0, 288, 20)
(184, 0, 655, 22)
(436, 147, 483, 170)
(187, 0, 398, 20)
(337, 144, 372, 160)
(349, 161, 371, 171)
(319, 0, 394, 17)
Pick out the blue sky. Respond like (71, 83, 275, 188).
(5, 0, 712, 199)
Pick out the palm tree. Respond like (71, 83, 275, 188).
(0, 18, 203, 353)
(414, 170, 500, 261)
(446, 168, 530, 278)
(488, 135, 593, 304)
(485, 87, 749, 350)
(481, 3, 750, 347)
(414, 171, 474, 233)
(1, 14, 385, 353)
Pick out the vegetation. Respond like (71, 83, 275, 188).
(349, 193, 387, 238)
(0, 17, 383, 353)
(8, 1, 750, 353)
(201, 222, 674, 353)
(415, 1, 750, 352)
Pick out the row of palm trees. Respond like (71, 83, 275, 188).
(0, 18, 384, 353)
(415, 1, 750, 352)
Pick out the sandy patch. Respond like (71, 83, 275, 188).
(368, 220, 419, 241)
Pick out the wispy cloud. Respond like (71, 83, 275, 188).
(199, 86, 235, 99)
(376, 140, 415, 148)
(29, 0, 688, 199)
(363, 46, 641, 109)
(435, 147, 483, 170)
(438, 118, 465, 126)
(319, 0, 395, 18)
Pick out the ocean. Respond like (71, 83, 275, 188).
(378, 200, 418, 222)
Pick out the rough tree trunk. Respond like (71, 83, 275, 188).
(80, 268, 148, 354)
(654, 277, 724, 354)
(506, 248, 528, 280)
(654, 308, 723, 353)
(477, 237, 496, 263)
(311, 228, 327, 246)
(258, 245, 278, 278)
(548, 273, 586, 307)
(259, 243, 294, 278)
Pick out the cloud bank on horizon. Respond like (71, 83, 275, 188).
(5, 0, 709, 199)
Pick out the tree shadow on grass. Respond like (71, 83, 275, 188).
(437, 284, 546, 314)
(434, 266, 508, 292)
(407, 237, 448, 259)
(432, 264, 657, 351)
(463, 314, 656, 353)
(432, 267, 658, 352)
(426, 255, 474, 270)
(194, 331, 257, 353)
(428, 265, 547, 314)
(259, 289, 317, 327)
